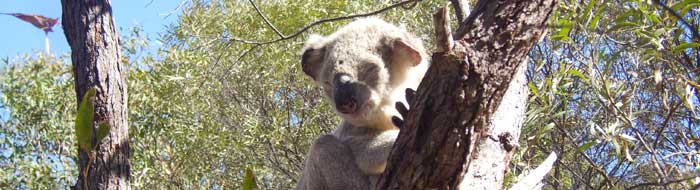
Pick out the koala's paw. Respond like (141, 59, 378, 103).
(391, 88, 416, 128)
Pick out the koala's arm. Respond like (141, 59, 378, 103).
(297, 135, 370, 190)
(346, 129, 399, 175)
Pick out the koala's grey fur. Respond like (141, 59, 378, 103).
(297, 18, 428, 190)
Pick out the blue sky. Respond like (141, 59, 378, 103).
(0, 0, 183, 58)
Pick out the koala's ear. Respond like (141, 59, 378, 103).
(392, 39, 423, 66)
(301, 35, 326, 80)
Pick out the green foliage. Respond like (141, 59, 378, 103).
(513, 0, 700, 189)
(0, 55, 77, 189)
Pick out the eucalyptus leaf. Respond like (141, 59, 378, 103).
(577, 141, 598, 153)
(671, 42, 700, 53)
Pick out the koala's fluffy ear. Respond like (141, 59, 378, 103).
(392, 39, 423, 66)
(301, 34, 326, 80)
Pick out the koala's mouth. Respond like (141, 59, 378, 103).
(337, 102, 373, 119)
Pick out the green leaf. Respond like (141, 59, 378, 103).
(567, 69, 589, 81)
(582, 0, 596, 25)
(75, 88, 97, 151)
(242, 167, 258, 190)
(671, 42, 700, 53)
(96, 121, 110, 144)
(680, 3, 700, 16)
(608, 22, 637, 32)
(577, 141, 598, 153)
(527, 82, 540, 98)
(552, 19, 573, 42)
(589, 12, 602, 30)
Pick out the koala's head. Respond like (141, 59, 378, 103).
(300, 18, 427, 128)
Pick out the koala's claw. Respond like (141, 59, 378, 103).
(391, 116, 404, 128)
(405, 88, 416, 105)
(395, 102, 409, 117)
(393, 101, 410, 128)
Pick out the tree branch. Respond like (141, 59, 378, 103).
(624, 175, 700, 190)
(248, 0, 284, 38)
(229, 0, 421, 46)
(450, 0, 469, 24)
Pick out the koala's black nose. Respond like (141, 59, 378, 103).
(334, 73, 358, 114)
(334, 73, 352, 86)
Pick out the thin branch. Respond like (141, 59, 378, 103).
(248, 0, 284, 38)
(654, 102, 680, 150)
(624, 175, 700, 190)
(191, 43, 261, 97)
(554, 122, 615, 188)
(228, 36, 262, 44)
(652, 0, 700, 42)
(160, 0, 188, 18)
(633, 130, 670, 183)
(230, 0, 421, 46)
(450, 0, 468, 24)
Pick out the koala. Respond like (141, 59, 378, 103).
(296, 18, 429, 190)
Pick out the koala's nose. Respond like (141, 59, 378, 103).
(334, 73, 352, 86)
(334, 73, 358, 114)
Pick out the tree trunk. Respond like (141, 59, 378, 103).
(377, 0, 556, 189)
(61, 1, 130, 189)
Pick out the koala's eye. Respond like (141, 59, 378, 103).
(357, 63, 381, 87)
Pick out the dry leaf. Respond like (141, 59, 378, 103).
(654, 67, 662, 90)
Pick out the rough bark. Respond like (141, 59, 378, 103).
(377, 0, 556, 189)
(61, 1, 130, 189)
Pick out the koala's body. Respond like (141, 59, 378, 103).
(297, 18, 428, 190)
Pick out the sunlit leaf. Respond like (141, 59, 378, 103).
(684, 85, 696, 114)
(527, 82, 540, 98)
(577, 141, 598, 153)
(552, 19, 573, 42)
(567, 69, 588, 81)
(624, 143, 634, 162)
(671, 42, 700, 53)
